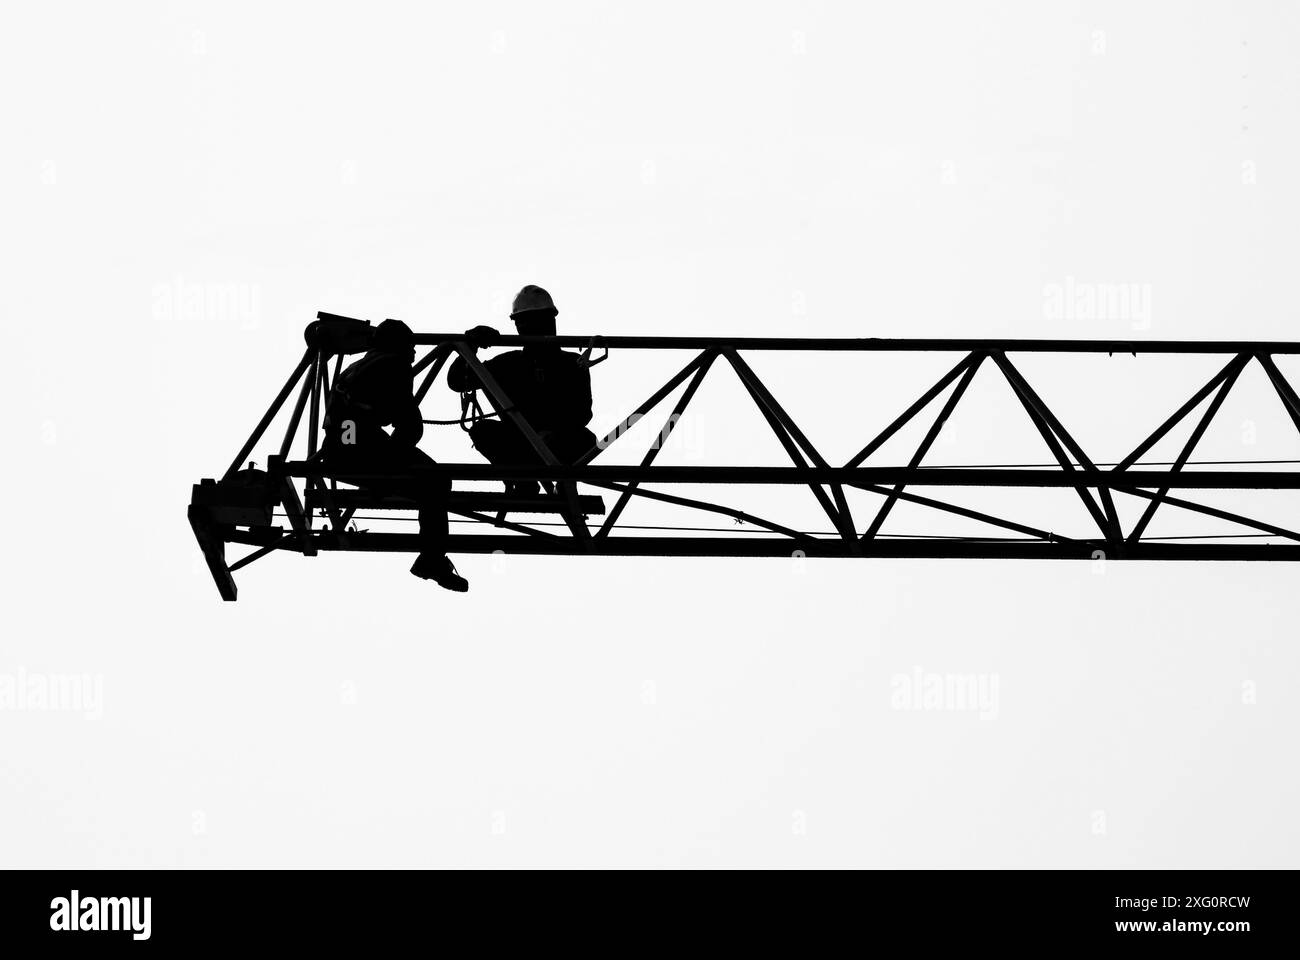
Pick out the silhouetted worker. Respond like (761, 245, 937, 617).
(447, 285, 596, 495)
(322, 318, 468, 592)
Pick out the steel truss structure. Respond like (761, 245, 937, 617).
(188, 312, 1300, 599)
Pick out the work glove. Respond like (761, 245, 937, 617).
(465, 325, 500, 348)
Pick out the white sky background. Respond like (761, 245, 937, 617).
(3, 1, 1299, 867)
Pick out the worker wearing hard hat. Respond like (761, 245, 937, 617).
(322, 318, 469, 592)
(447, 285, 597, 494)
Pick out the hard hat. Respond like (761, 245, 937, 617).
(373, 318, 415, 352)
(510, 285, 558, 319)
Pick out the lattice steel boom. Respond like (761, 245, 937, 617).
(187, 312, 1300, 600)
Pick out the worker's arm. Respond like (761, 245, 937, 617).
(446, 355, 476, 392)
(391, 402, 424, 446)
(557, 359, 593, 427)
(391, 366, 424, 446)
(575, 364, 593, 427)
(445, 326, 500, 392)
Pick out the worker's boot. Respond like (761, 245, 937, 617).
(410, 553, 469, 592)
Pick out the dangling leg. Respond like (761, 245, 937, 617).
(404, 447, 467, 592)
(363, 436, 465, 592)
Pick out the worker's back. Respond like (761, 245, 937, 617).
(326, 350, 414, 437)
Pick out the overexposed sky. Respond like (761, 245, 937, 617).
(2, 1, 1299, 867)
